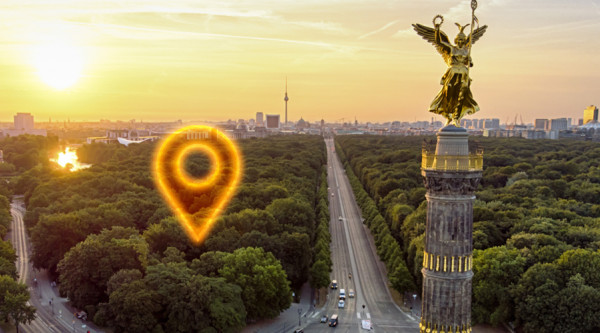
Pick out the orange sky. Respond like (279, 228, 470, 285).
(1, 0, 599, 124)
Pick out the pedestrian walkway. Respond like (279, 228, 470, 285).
(242, 283, 314, 333)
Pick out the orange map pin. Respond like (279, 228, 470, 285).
(153, 125, 242, 245)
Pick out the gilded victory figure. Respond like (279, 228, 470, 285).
(413, 1, 487, 126)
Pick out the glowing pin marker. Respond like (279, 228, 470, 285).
(153, 125, 242, 245)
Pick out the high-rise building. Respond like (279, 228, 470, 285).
(256, 112, 264, 126)
(550, 118, 568, 131)
(460, 119, 473, 129)
(478, 119, 485, 129)
(265, 114, 280, 129)
(492, 119, 500, 129)
(583, 105, 598, 124)
(483, 119, 500, 129)
(535, 119, 549, 130)
(2, 113, 46, 137)
(14, 113, 34, 131)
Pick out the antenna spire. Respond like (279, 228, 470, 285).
(284, 77, 289, 126)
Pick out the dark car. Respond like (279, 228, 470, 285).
(293, 329, 304, 333)
(329, 314, 338, 327)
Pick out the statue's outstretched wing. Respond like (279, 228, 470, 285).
(412, 23, 451, 63)
(467, 25, 488, 46)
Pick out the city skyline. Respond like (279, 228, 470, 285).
(1, 1, 599, 123)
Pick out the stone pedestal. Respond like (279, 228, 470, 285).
(419, 126, 482, 333)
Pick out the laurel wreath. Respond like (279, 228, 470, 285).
(433, 15, 444, 27)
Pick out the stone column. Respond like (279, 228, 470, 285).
(419, 126, 482, 333)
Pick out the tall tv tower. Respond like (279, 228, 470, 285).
(284, 77, 289, 126)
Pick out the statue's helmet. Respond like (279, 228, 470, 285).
(454, 23, 470, 45)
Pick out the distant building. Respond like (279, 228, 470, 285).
(547, 130, 560, 140)
(256, 112, 264, 126)
(550, 118, 568, 131)
(478, 119, 485, 129)
(583, 105, 598, 124)
(464, 118, 498, 129)
(265, 114, 280, 129)
(460, 119, 473, 128)
(535, 119, 549, 131)
(484, 119, 500, 129)
(1, 113, 47, 137)
(14, 113, 34, 130)
(526, 130, 547, 139)
(296, 117, 308, 130)
(87, 129, 159, 145)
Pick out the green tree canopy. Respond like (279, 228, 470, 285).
(0, 275, 36, 333)
(57, 227, 149, 308)
(219, 247, 291, 320)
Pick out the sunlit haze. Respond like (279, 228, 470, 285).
(51, 147, 90, 171)
(1, 0, 599, 123)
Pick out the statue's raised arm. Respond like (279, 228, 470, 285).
(413, 14, 488, 127)
(412, 18, 452, 65)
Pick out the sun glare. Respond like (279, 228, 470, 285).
(51, 147, 90, 171)
(33, 43, 84, 90)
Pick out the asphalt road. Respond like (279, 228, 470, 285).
(10, 197, 101, 333)
(302, 138, 420, 333)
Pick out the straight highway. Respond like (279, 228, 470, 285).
(10, 197, 100, 333)
(303, 138, 419, 332)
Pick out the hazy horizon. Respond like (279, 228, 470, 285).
(1, 0, 599, 124)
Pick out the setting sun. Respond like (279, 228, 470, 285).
(32, 42, 83, 90)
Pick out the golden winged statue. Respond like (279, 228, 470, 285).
(413, 16, 487, 126)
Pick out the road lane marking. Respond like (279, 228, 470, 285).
(367, 312, 371, 319)
(357, 312, 361, 319)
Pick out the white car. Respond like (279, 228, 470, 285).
(338, 300, 345, 308)
(338, 216, 343, 221)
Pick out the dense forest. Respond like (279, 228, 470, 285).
(7, 135, 330, 333)
(0, 135, 59, 175)
(336, 135, 600, 333)
(7, 132, 600, 332)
